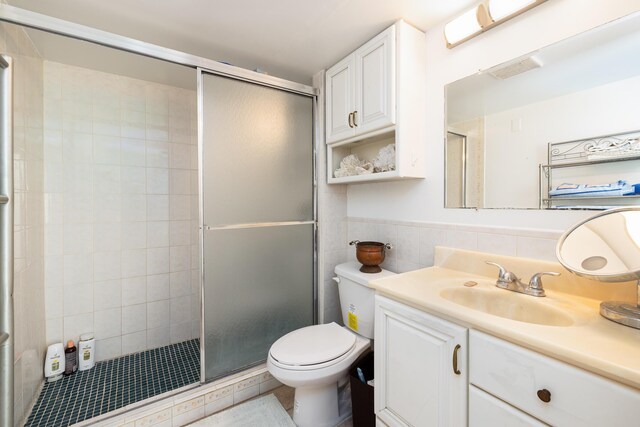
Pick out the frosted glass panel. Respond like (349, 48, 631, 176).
(203, 225, 314, 380)
(201, 73, 315, 381)
(202, 74, 313, 226)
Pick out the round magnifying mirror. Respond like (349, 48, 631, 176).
(557, 207, 640, 329)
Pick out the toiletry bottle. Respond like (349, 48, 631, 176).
(78, 333, 96, 371)
(44, 343, 65, 382)
(64, 340, 78, 375)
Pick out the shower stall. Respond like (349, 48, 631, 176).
(0, 6, 317, 426)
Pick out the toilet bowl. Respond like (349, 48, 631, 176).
(267, 262, 395, 427)
(267, 323, 369, 426)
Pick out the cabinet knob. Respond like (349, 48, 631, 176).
(537, 388, 551, 403)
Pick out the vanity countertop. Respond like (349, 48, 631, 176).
(371, 265, 640, 390)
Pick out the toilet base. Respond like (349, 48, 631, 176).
(292, 381, 342, 427)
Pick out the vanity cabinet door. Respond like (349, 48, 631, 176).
(375, 295, 468, 427)
(325, 55, 356, 144)
(354, 25, 395, 135)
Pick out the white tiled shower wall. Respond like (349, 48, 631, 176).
(42, 61, 200, 361)
(0, 22, 47, 425)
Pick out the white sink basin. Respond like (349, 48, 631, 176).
(440, 285, 574, 327)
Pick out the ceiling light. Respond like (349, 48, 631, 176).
(489, 0, 538, 21)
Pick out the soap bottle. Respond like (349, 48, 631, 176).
(78, 333, 95, 371)
(64, 340, 77, 376)
(44, 343, 65, 382)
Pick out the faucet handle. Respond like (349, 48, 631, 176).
(485, 261, 511, 280)
(527, 271, 560, 297)
(486, 261, 520, 287)
(485, 261, 506, 276)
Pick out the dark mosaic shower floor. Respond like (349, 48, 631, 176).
(25, 339, 200, 427)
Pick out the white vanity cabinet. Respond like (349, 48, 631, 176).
(325, 20, 426, 184)
(470, 330, 640, 426)
(374, 295, 468, 427)
(374, 296, 640, 427)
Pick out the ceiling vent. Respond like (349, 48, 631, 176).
(488, 55, 543, 79)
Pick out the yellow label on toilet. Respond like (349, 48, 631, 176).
(348, 312, 358, 331)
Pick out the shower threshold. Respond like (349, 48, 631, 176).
(25, 339, 200, 427)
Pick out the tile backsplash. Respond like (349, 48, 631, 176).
(347, 217, 564, 274)
(42, 61, 200, 361)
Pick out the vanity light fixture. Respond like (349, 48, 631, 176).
(443, 5, 488, 48)
(445, 0, 547, 48)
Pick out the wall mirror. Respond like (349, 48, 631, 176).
(445, 12, 640, 210)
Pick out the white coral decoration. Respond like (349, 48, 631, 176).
(373, 144, 396, 172)
(334, 154, 373, 178)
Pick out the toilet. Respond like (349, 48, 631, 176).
(267, 262, 395, 427)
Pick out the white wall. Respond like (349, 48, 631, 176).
(483, 74, 640, 208)
(42, 61, 200, 361)
(347, 0, 640, 232)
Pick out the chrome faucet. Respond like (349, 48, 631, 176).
(485, 261, 560, 297)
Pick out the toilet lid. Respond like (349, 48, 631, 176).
(270, 322, 356, 366)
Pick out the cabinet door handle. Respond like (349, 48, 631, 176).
(353, 110, 358, 126)
(348, 112, 354, 128)
(452, 344, 461, 375)
(537, 388, 551, 403)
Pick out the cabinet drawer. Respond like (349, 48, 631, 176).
(470, 386, 547, 427)
(470, 330, 640, 426)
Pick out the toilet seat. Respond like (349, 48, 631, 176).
(269, 323, 357, 370)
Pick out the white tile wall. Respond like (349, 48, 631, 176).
(347, 217, 563, 273)
(42, 61, 200, 361)
(1, 21, 47, 426)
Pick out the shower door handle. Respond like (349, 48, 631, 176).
(0, 195, 8, 204)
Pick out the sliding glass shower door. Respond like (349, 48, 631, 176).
(199, 71, 315, 381)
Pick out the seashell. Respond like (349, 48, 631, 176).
(373, 144, 396, 173)
(334, 154, 373, 177)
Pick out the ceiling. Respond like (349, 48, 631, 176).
(7, 0, 477, 85)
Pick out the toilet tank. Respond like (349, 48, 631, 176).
(334, 262, 396, 339)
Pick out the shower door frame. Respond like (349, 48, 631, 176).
(196, 69, 318, 383)
(445, 131, 468, 208)
(0, 1, 319, 393)
(0, 53, 14, 427)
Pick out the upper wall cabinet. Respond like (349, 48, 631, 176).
(326, 26, 395, 143)
(325, 20, 426, 184)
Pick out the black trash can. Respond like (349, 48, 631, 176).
(349, 351, 375, 427)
